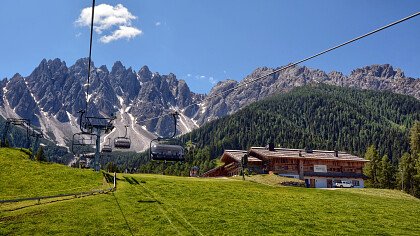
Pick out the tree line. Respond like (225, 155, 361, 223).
(364, 121, 420, 197)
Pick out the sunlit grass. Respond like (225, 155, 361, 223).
(1, 150, 420, 235)
(0, 148, 104, 199)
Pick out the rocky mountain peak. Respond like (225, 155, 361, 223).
(98, 65, 109, 73)
(110, 61, 125, 74)
(139, 65, 152, 80)
(350, 64, 404, 79)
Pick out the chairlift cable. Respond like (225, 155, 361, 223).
(136, 12, 420, 124)
(85, 0, 96, 115)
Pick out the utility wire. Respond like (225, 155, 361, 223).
(112, 192, 134, 236)
(136, 11, 420, 124)
(85, 0, 96, 115)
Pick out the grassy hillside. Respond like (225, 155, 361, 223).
(0, 148, 104, 200)
(1, 152, 420, 235)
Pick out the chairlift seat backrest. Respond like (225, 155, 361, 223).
(150, 143, 185, 161)
(102, 146, 112, 152)
(114, 137, 131, 149)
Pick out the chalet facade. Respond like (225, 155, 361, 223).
(202, 147, 369, 188)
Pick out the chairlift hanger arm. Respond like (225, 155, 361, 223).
(157, 112, 179, 141)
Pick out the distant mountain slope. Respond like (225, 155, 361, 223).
(0, 58, 418, 153)
(194, 64, 420, 123)
(0, 59, 202, 152)
(183, 84, 420, 162)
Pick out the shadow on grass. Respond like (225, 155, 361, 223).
(0, 191, 113, 212)
(123, 176, 145, 185)
(137, 199, 162, 204)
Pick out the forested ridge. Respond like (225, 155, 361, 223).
(183, 84, 420, 162)
(134, 84, 420, 176)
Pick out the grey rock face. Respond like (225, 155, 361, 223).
(193, 64, 420, 124)
(1, 58, 202, 139)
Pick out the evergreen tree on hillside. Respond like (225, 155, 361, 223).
(378, 155, 395, 189)
(106, 162, 120, 173)
(35, 146, 46, 162)
(409, 121, 420, 197)
(364, 145, 381, 188)
(410, 121, 420, 156)
(398, 152, 417, 194)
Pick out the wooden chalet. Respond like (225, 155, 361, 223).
(201, 150, 262, 177)
(202, 146, 369, 188)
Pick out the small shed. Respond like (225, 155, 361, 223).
(190, 166, 200, 177)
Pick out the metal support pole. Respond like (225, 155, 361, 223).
(113, 172, 117, 189)
(94, 129, 101, 172)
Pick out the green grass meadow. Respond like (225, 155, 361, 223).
(1, 148, 420, 235)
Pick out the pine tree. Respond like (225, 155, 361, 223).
(409, 121, 420, 197)
(35, 146, 46, 162)
(379, 155, 395, 189)
(410, 121, 420, 156)
(398, 152, 416, 194)
(363, 145, 380, 188)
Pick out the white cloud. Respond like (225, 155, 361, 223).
(100, 26, 142, 43)
(209, 77, 217, 85)
(155, 22, 161, 26)
(194, 75, 218, 85)
(75, 3, 141, 43)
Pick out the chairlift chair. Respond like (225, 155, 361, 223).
(102, 137, 112, 153)
(149, 112, 185, 162)
(150, 142, 185, 161)
(71, 132, 96, 155)
(114, 125, 131, 149)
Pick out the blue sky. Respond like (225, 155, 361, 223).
(0, 1, 419, 94)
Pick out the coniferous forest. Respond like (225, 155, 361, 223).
(139, 85, 420, 179)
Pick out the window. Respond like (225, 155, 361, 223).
(352, 180, 360, 186)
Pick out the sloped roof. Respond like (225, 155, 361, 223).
(221, 150, 262, 163)
(250, 147, 368, 162)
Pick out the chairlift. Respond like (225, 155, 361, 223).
(69, 0, 116, 172)
(1, 118, 31, 148)
(102, 137, 112, 153)
(114, 125, 131, 149)
(71, 132, 95, 155)
(150, 142, 185, 161)
(149, 112, 185, 162)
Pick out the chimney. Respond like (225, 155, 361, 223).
(268, 143, 275, 151)
(299, 150, 302, 157)
(334, 150, 339, 157)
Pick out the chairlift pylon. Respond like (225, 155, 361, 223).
(114, 125, 131, 149)
(149, 111, 185, 162)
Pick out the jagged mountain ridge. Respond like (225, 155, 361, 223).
(1, 58, 419, 152)
(194, 64, 420, 123)
(0, 58, 202, 151)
